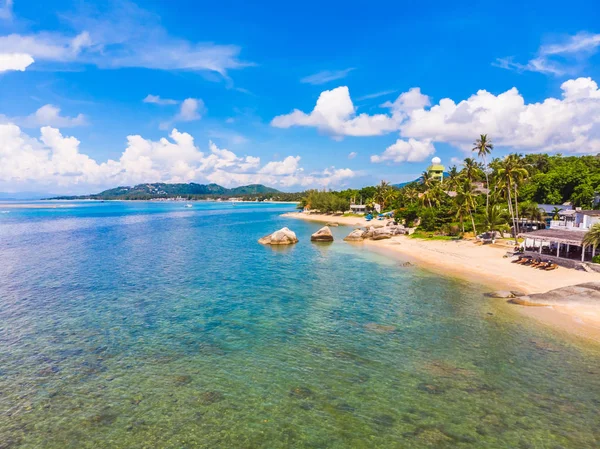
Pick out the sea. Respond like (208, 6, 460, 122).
(0, 200, 599, 448)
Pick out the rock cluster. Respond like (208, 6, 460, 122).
(258, 227, 299, 245)
(343, 229, 367, 242)
(311, 226, 334, 242)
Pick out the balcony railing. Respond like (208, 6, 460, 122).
(549, 220, 586, 230)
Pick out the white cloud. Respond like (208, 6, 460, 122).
(273, 77, 600, 160)
(159, 98, 204, 130)
(0, 0, 13, 20)
(348, 151, 357, 159)
(370, 138, 435, 163)
(398, 77, 600, 153)
(0, 1, 251, 76)
(0, 104, 86, 128)
(259, 156, 301, 175)
(495, 32, 600, 76)
(271, 86, 397, 138)
(0, 53, 34, 72)
(143, 94, 178, 105)
(300, 68, 355, 85)
(0, 124, 354, 192)
(356, 90, 397, 101)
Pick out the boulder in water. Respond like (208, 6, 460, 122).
(485, 291, 516, 299)
(258, 227, 299, 245)
(325, 222, 339, 227)
(311, 226, 334, 242)
(344, 228, 366, 242)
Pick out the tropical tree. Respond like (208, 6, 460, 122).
(472, 134, 493, 213)
(462, 158, 483, 184)
(484, 204, 509, 241)
(520, 202, 543, 223)
(497, 154, 528, 240)
(374, 180, 392, 211)
(583, 223, 600, 253)
(444, 165, 461, 191)
(550, 206, 562, 220)
(455, 179, 478, 235)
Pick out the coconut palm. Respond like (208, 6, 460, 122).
(461, 158, 483, 184)
(456, 179, 478, 235)
(550, 206, 562, 220)
(472, 134, 493, 214)
(583, 223, 600, 252)
(497, 155, 528, 240)
(521, 202, 543, 223)
(484, 204, 509, 241)
(374, 180, 391, 211)
(444, 165, 461, 191)
(403, 186, 419, 205)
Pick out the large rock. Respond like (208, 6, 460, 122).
(258, 227, 299, 245)
(372, 228, 392, 240)
(509, 282, 600, 307)
(311, 226, 334, 242)
(344, 228, 367, 242)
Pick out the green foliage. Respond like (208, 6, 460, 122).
(394, 205, 419, 227)
(302, 190, 349, 213)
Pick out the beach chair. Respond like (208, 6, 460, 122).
(545, 263, 559, 271)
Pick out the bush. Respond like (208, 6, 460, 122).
(593, 255, 600, 264)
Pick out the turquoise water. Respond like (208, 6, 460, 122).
(1, 201, 600, 448)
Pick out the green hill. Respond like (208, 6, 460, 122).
(50, 183, 283, 200)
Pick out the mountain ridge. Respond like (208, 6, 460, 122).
(50, 183, 283, 200)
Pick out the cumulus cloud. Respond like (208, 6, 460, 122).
(371, 138, 435, 163)
(0, 1, 251, 76)
(0, 124, 355, 192)
(159, 98, 204, 130)
(0, 53, 34, 72)
(495, 32, 600, 76)
(273, 77, 600, 159)
(348, 151, 357, 159)
(300, 68, 355, 85)
(143, 94, 178, 105)
(399, 77, 600, 153)
(0, 104, 86, 128)
(271, 86, 397, 138)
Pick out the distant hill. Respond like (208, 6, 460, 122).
(50, 183, 283, 200)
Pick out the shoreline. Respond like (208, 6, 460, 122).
(283, 211, 600, 343)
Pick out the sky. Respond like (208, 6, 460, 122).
(1, 0, 600, 194)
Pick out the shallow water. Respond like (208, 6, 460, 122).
(1, 201, 599, 448)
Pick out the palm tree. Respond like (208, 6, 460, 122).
(456, 179, 478, 235)
(521, 202, 543, 223)
(497, 155, 528, 241)
(374, 180, 391, 211)
(583, 223, 600, 258)
(444, 165, 461, 191)
(403, 186, 419, 205)
(484, 204, 508, 242)
(472, 134, 494, 214)
(454, 198, 470, 233)
(461, 158, 483, 184)
(550, 206, 562, 220)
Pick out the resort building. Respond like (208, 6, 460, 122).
(427, 157, 445, 182)
(518, 209, 600, 265)
(349, 203, 366, 214)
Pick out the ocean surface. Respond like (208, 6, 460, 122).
(1, 201, 599, 449)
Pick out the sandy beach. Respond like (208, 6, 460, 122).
(284, 211, 600, 342)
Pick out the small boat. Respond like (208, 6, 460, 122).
(185, 204, 193, 208)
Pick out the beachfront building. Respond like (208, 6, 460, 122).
(519, 209, 600, 264)
(427, 157, 445, 182)
(350, 203, 366, 214)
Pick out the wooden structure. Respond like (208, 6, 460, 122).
(518, 229, 594, 261)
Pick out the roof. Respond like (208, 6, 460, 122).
(519, 229, 587, 245)
(579, 210, 600, 216)
(538, 204, 572, 214)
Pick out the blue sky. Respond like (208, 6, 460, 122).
(1, 0, 600, 193)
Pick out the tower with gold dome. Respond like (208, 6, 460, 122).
(427, 157, 445, 182)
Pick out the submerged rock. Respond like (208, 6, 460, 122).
(258, 227, 299, 245)
(289, 386, 314, 399)
(485, 291, 516, 299)
(344, 228, 367, 242)
(199, 391, 225, 405)
(364, 322, 396, 333)
(311, 226, 334, 242)
(325, 222, 339, 227)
